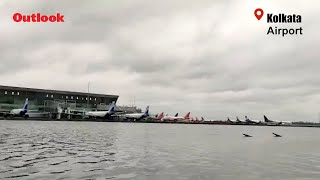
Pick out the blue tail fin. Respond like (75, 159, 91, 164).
(108, 101, 116, 113)
(22, 98, 28, 111)
(144, 106, 149, 116)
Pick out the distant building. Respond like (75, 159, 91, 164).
(0, 85, 119, 112)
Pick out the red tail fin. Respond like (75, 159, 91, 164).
(157, 112, 164, 120)
(184, 112, 191, 119)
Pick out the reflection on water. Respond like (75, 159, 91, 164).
(1, 120, 320, 179)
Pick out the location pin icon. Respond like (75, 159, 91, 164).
(254, 8, 264, 20)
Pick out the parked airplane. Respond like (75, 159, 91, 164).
(4, 98, 29, 118)
(161, 112, 190, 122)
(264, 115, 292, 125)
(162, 112, 180, 120)
(124, 106, 149, 121)
(85, 101, 116, 118)
(245, 116, 261, 124)
(264, 115, 281, 126)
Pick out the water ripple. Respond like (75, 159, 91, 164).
(50, 160, 69, 166)
(49, 169, 71, 174)
(0, 155, 23, 161)
(1, 121, 320, 180)
(4, 174, 29, 179)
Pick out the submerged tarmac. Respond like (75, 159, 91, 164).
(1, 121, 320, 180)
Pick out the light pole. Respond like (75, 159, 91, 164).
(87, 82, 90, 109)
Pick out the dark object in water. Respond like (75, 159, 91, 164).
(243, 133, 252, 137)
(272, 133, 282, 137)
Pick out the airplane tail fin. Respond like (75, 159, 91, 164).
(201, 117, 204, 121)
(184, 112, 190, 119)
(174, 113, 178, 117)
(236, 116, 241, 122)
(157, 112, 164, 120)
(245, 116, 249, 120)
(196, 117, 199, 121)
(108, 101, 116, 113)
(22, 98, 28, 111)
(264, 115, 272, 122)
(144, 106, 149, 116)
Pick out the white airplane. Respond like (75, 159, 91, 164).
(264, 115, 292, 125)
(161, 113, 179, 120)
(85, 101, 116, 118)
(161, 112, 191, 121)
(245, 116, 262, 124)
(5, 98, 29, 118)
(264, 115, 281, 125)
(124, 106, 149, 121)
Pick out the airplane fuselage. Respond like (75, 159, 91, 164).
(162, 116, 189, 121)
(125, 113, 148, 120)
(85, 111, 112, 118)
(246, 119, 261, 124)
(9, 109, 27, 116)
(266, 122, 281, 126)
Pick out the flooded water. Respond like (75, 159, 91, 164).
(1, 120, 320, 180)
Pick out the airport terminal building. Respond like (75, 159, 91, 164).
(0, 85, 119, 113)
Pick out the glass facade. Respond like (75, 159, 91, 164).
(0, 86, 118, 112)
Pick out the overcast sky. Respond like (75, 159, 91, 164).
(0, 0, 319, 121)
